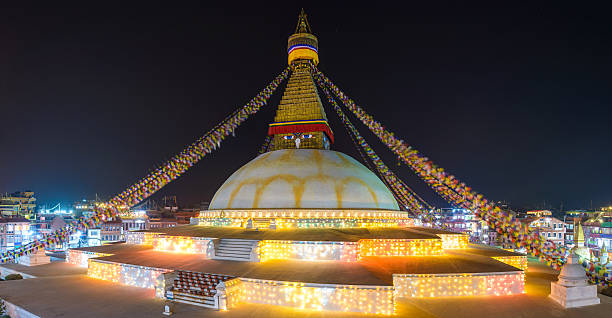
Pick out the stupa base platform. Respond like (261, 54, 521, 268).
(68, 242, 526, 315)
(63, 226, 531, 314)
(2, 259, 610, 318)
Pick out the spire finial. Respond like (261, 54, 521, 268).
(295, 8, 312, 34)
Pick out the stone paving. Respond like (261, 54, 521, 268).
(0, 259, 611, 317)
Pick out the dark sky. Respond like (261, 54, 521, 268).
(1, 2, 611, 210)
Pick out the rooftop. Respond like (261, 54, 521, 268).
(0, 216, 29, 223)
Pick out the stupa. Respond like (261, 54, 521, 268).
(67, 10, 528, 315)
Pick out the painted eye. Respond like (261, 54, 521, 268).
(303, 134, 313, 139)
(283, 135, 294, 140)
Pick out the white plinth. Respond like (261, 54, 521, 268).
(548, 251, 600, 308)
(17, 250, 51, 267)
(549, 281, 600, 308)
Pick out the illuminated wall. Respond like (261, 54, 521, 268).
(199, 209, 409, 219)
(151, 236, 212, 255)
(125, 232, 161, 245)
(492, 256, 528, 271)
(223, 278, 244, 309)
(235, 278, 395, 315)
(195, 217, 413, 229)
(393, 272, 525, 298)
(87, 260, 169, 289)
(194, 209, 415, 229)
(257, 240, 358, 262)
(437, 234, 469, 249)
(256, 239, 445, 262)
(67, 249, 110, 267)
(358, 239, 443, 257)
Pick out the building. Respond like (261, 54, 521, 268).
(173, 210, 199, 225)
(120, 213, 149, 233)
(0, 191, 36, 217)
(526, 210, 552, 218)
(73, 198, 102, 219)
(582, 211, 612, 250)
(0, 217, 32, 253)
(522, 216, 566, 245)
(100, 219, 123, 242)
(148, 218, 177, 230)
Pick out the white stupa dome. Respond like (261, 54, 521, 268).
(209, 149, 399, 210)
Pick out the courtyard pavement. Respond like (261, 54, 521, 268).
(0, 259, 611, 317)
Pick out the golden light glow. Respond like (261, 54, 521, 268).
(233, 278, 394, 315)
(256, 238, 444, 262)
(152, 236, 211, 254)
(125, 232, 161, 245)
(393, 272, 525, 298)
(492, 256, 528, 271)
(195, 216, 413, 229)
(195, 208, 415, 229)
(68, 249, 110, 267)
(437, 234, 469, 249)
(198, 209, 410, 219)
(358, 239, 443, 257)
(87, 260, 168, 289)
(257, 240, 358, 262)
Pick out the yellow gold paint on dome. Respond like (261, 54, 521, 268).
(209, 149, 399, 210)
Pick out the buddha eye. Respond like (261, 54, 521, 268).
(303, 134, 313, 139)
(283, 135, 295, 140)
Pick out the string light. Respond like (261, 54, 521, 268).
(152, 236, 212, 254)
(194, 210, 415, 229)
(393, 272, 525, 297)
(125, 232, 160, 245)
(87, 260, 168, 289)
(68, 250, 111, 267)
(492, 256, 528, 271)
(358, 239, 443, 257)
(437, 234, 469, 249)
(257, 240, 359, 262)
(235, 278, 395, 315)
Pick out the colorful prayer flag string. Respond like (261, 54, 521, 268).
(0, 67, 291, 263)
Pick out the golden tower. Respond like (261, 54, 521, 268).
(267, 10, 333, 151)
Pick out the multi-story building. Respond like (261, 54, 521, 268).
(87, 228, 102, 246)
(582, 211, 612, 250)
(149, 217, 178, 229)
(525, 210, 552, 218)
(173, 210, 199, 225)
(121, 213, 149, 233)
(0, 217, 32, 252)
(424, 208, 498, 245)
(521, 216, 566, 245)
(73, 199, 102, 219)
(432, 208, 479, 234)
(100, 219, 123, 242)
(0, 191, 36, 217)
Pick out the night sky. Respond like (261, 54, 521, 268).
(1, 2, 611, 210)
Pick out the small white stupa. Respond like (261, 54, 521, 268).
(549, 252, 600, 308)
(17, 248, 50, 266)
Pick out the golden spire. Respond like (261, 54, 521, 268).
(295, 8, 312, 34)
(266, 11, 332, 151)
(287, 9, 319, 65)
(574, 222, 585, 247)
